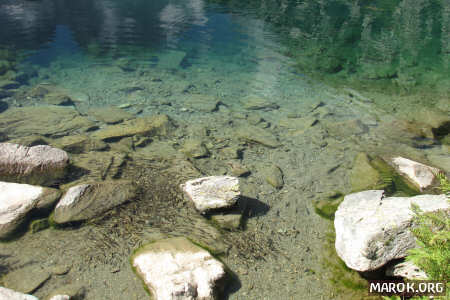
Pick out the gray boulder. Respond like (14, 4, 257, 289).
(0, 143, 69, 186)
(53, 180, 137, 224)
(0, 181, 61, 239)
(334, 190, 449, 272)
(181, 176, 240, 213)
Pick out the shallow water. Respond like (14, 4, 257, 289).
(0, 0, 449, 299)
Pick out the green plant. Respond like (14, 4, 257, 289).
(382, 173, 450, 300)
(436, 171, 450, 195)
(407, 204, 450, 281)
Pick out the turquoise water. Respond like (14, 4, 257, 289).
(0, 0, 449, 299)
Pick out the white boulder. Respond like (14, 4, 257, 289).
(181, 176, 240, 212)
(49, 296, 70, 300)
(334, 190, 449, 272)
(0, 181, 60, 238)
(0, 143, 69, 186)
(131, 237, 226, 300)
(0, 287, 38, 300)
(391, 157, 439, 190)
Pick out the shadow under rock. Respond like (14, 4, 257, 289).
(240, 196, 270, 218)
(57, 165, 90, 186)
(222, 270, 242, 300)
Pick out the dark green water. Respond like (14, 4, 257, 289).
(1, 0, 449, 94)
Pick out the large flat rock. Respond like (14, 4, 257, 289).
(0, 143, 69, 186)
(0, 181, 61, 239)
(53, 180, 137, 224)
(131, 237, 226, 300)
(334, 190, 449, 272)
(0, 106, 97, 138)
(235, 126, 280, 148)
(91, 115, 174, 141)
(2, 265, 51, 294)
(181, 176, 240, 213)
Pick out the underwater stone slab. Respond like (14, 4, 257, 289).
(262, 164, 284, 189)
(278, 116, 317, 131)
(53, 180, 137, 224)
(182, 94, 221, 112)
(181, 139, 209, 158)
(0, 181, 60, 238)
(236, 126, 280, 148)
(88, 106, 134, 124)
(334, 190, 449, 272)
(391, 157, 439, 190)
(0, 106, 97, 138)
(2, 264, 51, 294)
(91, 114, 174, 141)
(0, 287, 38, 300)
(241, 95, 279, 111)
(131, 237, 226, 300)
(181, 176, 240, 213)
(0, 143, 69, 186)
(350, 153, 380, 192)
(52, 135, 109, 154)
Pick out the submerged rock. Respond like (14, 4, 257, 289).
(278, 116, 317, 131)
(43, 92, 74, 106)
(182, 94, 221, 112)
(236, 126, 280, 148)
(0, 287, 38, 300)
(386, 260, 428, 280)
(0, 143, 69, 186)
(2, 264, 51, 293)
(211, 213, 242, 230)
(53, 180, 137, 224)
(68, 151, 129, 184)
(241, 95, 279, 111)
(181, 139, 210, 158)
(8, 135, 49, 147)
(0, 106, 96, 138)
(227, 161, 250, 177)
(53, 135, 108, 154)
(181, 176, 240, 213)
(334, 190, 449, 272)
(325, 119, 368, 138)
(131, 237, 226, 300)
(263, 164, 284, 189)
(390, 157, 439, 190)
(88, 106, 134, 124)
(350, 153, 380, 192)
(91, 114, 174, 141)
(0, 181, 60, 238)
